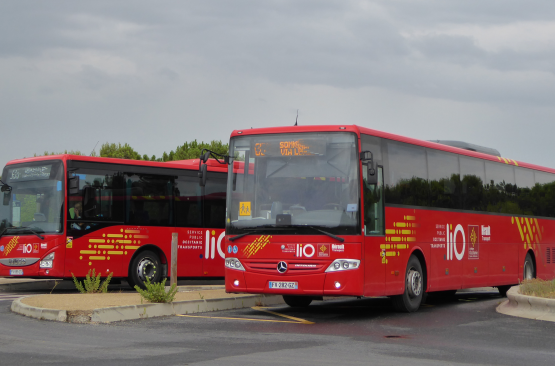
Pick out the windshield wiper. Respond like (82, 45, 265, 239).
(0, 227, 7, 239)
(15, 226, 45, 240)
(305, 226, 345, 242)
(228, 231, 256, 242)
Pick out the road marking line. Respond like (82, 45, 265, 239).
(176, 314, 302, 324)
(176, 306, 314, 324)
(252, 306, 314, 324)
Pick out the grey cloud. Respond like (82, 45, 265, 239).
(382, 0, 555, 26)
(159, 67, 179, 81)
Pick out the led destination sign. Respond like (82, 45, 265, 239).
(254, 139, 326, 157)
(7, 165, 52, 182)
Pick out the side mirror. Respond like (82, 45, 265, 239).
(3, 192, 10, 206)
(199, 164, 208, 187)
(360, 151, 373, 161)
(361, 150, 377, 185)
(201, 151, 210, 164)
(366, 166, 377, 185)
(69, 175, 80, 195)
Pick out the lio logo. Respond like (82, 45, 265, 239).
(446, 224, 465, 261)
(205, 230, 226, 260)
(296, 244, 315, 258)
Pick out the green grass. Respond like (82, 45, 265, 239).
(519, 279, 555, 298)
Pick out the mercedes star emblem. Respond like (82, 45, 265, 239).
(277, 261, 288, 273)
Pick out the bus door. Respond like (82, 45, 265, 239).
(200, 171, 227, 277)
(363, 166, 386, 295)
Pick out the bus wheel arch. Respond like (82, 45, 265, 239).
(392, 252, 426, 313)
(523, 250, 536, 281)
(127, 245, 166, 289)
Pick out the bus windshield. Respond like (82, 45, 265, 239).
(227, 132, 360, 235)
(0, 161, 64, 235)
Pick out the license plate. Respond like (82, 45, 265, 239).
(10, 269, 23, 276)
(269, 281, 298, 289)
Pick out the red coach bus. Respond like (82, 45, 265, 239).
(0, 155, 227, 288)
(214, 125, 555, 312)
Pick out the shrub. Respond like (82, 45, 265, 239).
(520, 278, 555, 298)
(135, 278, 178, 303)
(71, 269, 113, 294)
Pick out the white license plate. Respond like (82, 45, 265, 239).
(10, 269, 23, 276)
(269, 281, 298, 289)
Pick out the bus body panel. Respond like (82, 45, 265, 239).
(61, 226, 225, 279)
(380, 206, 549, 293)
(0, 234, 65, 277)
(225, 235, 363, 295)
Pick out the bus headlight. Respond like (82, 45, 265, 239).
(40, 252, 55, 269)
(225, 258, 245, 271)
(325, 259, 360, 272)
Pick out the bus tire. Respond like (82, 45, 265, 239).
(523, 253, 535, 281)
(283, 295, 312, 307)
(128, 250, 162, 289)
(392, 255, 424, 313)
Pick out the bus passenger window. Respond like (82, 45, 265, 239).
(364, 166, 384, 236)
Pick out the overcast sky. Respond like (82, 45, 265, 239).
(2, 1, 555, 171)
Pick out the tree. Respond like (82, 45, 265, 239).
(31, 139, 228, 163)
(173, 140, 228, 160)
(34, 150, 89, 157)
(99, 143, 142, 160)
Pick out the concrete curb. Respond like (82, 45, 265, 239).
(11, 296, 68, 322)
(11, 294, 285, 324)
(496, 286, 555, 322)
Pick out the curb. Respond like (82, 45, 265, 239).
(496, 286, 555, 322)
(11, 294, 285, 324)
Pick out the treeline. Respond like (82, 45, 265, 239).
(385, 174, 555, 218)
(36, 140, 228, 162)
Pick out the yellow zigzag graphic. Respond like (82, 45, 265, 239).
(243, 235, 272, 258)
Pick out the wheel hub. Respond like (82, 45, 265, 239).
(407, 269, 422, 298)
(137, 257, 157, 282)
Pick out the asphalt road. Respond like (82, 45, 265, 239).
(1, 288, 554, 366)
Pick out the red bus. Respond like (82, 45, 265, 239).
(0, 155, 227, 288)
(216, 125, 555, 312)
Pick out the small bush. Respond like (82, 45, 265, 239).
(135, 278, 178, 303)
(520, 278, 555, 298)
(72, 269, 113, 294)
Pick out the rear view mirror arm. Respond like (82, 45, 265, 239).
(198, 149, 230, 187)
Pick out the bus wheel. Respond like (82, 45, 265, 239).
(283, 295, 312, 307)
(128, 250, 162, 289)
(392, 256, 424, 313)
(523, 253, 535, 281)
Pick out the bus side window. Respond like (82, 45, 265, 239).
(363, 166, 384, 236)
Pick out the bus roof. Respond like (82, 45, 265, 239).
(230, 125, 555, 174)
(4, 155, 228, 173)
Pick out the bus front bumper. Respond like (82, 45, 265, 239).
(225, 268, 364, 297)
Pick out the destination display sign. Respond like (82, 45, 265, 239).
(7, 165, 52, 182)
(254, 139, 326, 157)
